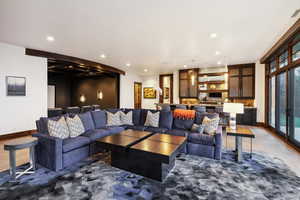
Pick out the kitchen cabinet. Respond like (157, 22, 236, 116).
(179, 69, 198, 98)
(228, 63, 255, 99)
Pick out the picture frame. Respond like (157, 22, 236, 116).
(143, 87, 156, 99)
(6, 76, 26, 96)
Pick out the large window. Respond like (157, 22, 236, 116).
(269, 77, 276, 128)
(279, 51, 288, 68)
(292, 67, 300, 143)
(292, 41, 300, 62)
(270, 60, 276, 73)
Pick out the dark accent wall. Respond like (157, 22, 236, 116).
(71, 75, 119, 109)
(48, 73, 120, 109)
(48, 73, 72, 108)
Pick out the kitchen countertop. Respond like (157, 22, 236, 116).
(156, 103, 256, 109)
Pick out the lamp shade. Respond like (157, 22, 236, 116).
(223, 103, 244, 114)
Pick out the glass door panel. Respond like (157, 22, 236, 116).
(278, 73, 287, 134)
(291, 67, 300, 143)
(269, 77, 276, 128)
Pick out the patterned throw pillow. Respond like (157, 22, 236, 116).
(144, 111, 160, 127)
(120, 111, 133, 125)
(191, 124, 204, 134)
(106, 111, 121, 126)
(66, 115, 85, 138)
(202, 116, 220, 135)
(48, 117, 70, 139)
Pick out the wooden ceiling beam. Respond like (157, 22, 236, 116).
(25, 48, 125, 75)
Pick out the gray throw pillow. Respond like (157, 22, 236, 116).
(202, 116, 220, 135)
(191, 124, 204, 134)
(66, 115, 85, 138)
(106, 111, 121, 126)
(48, 117, 70, 139)
(144, 111, 160, 127)
(120, 111, 133, 125)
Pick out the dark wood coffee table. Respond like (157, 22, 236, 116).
(96, 129, 187, 181)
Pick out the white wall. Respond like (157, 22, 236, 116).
(119, 70, 142, 108)
(0, 43, 47, 135)
(255, 61, 265, 123)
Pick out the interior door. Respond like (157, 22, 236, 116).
(134, 82, 142, 109)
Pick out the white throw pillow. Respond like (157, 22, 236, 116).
(66, 115, 85, 138)
(202, 116, 220, 135)
(144, 111, 160, 127)
(106, 111, 121, 126)
(120, 111, 133, 125)
(48, 117, 70, 139)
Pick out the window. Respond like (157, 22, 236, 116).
(270, 60, 276, 73)
(279, 51, 288, 68)
(292, 41, 300, 62)
(278, 73, 287, 134)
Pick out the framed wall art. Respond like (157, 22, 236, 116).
(143, 87, 156, 99)
(6, 76, 26, 96)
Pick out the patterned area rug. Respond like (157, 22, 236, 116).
(0, 151, 300, 200)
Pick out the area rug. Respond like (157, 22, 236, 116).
(0, 151, 300, 200)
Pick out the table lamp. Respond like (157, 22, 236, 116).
(223, 103, 244, 130)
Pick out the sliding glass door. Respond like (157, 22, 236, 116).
(269, 77, 276, 128)
(277, 72, 287, 134)
(290, 66, 300, 144)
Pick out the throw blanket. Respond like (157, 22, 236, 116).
(173, 109, 196, 120)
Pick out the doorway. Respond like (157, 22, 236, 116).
(159, 74, 173, 104)
(134, 82, 142, 109)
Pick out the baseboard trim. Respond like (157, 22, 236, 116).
(0, 130, 37, 140)
(256, 122, 265, 127)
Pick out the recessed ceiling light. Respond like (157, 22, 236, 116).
(210, 33, 217, 38)
(215, 51, 221, 55)
(183, 65, 187, 68)
(217, 61, 222, 65)
(100, 54, 106, 59)
(126, 63, 131, 67)
(46, 36, 55, 42)
(144, 69, 148, 72)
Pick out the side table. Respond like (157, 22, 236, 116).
(226, 126, 255, 162)
(4, 137, 38, 181)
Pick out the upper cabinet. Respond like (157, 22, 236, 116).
(179, 69, 198, 98)
(228, 63, 255, 99)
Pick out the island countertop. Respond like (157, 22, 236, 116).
(155, 103, 256, 109)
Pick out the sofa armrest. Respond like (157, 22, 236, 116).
(214, 126, 223, 160)
(33, 133, 63, 171)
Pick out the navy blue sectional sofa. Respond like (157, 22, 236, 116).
(34, 108, 222, 171)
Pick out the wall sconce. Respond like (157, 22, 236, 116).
(97, 90, 103, 100)
(79, 94, 86, 103)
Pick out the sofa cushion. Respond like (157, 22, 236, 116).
(81, 129, 110, 141)
(144, 127, 167, 133)
(202, 116, 220, 135)
(124, 109, 141, 126)
(120, 111, 133, 125)
(39, 115, 68, 134)
(105, 126, 125, 134)
(191, 124, 204, 134)
(140, 109, 157, 125)
(188, 133, 215, 146)
(106, 111, 122, 126)
(78, 112, 95, 131)
(159, 111, 173, 129)
(106, 108, 122, 114)
(63, 136, 91, 153)
(48, 117, 70, 139)
(195, 112, 219, 124)
(173, 118, 194, 130)
(144, 111, 160, 127)
(66, 115, 85, 138)
(125, 125, 145, 131)
(91, 110, 107, 129)
(165, 129, 188, 137)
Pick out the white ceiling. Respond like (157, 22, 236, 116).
(0, 0, 299, 75)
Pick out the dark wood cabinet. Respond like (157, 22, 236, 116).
(179, 69, 198, 98)
(236, 108, 257, 125)
(228, 63, 255, 99)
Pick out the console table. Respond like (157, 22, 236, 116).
(226, 126, 255, 162)
(4, 137, 38, 181)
